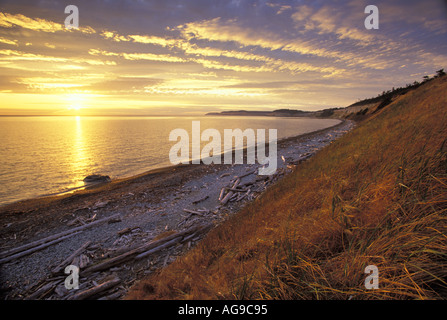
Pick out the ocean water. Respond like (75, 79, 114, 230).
(0, 116, 340, 206)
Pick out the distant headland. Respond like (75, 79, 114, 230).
(205, 109, 314, 117)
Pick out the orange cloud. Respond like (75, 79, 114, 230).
(0, 36, 18, 46)
(0, 11, 95, 34)
(0, 49, 115, 68)
(291, 5, 375, 44)
(89, 48, 186, 63)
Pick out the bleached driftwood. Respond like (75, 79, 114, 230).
(135, 236, 183, 260)
(68, 277, 121, 300)
(225, 187, 248, 193)
(220, 179, 240, 205)
(25, 279, 62, 300)
(183, 209, 205, 216)
(82, 223, 213, 275)
(237, 169, 256, 179)
(218, 187, 226, 201)
(0, 231, 82, 265)
(51, 241, 92, 274)
(0, 213, 121, 262)
(67, 217, 86, 226)
(192, 195, 209, 204)
(290, 153, 312, 164)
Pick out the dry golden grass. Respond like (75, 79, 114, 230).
(127, 76, 447, 300)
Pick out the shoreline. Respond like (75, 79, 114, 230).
(0, 119, 354, 300)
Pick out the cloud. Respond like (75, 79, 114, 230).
(100, 30, 180, 48)
(291, 5, 313, 22)
(191, 57, 271, 73)
(101, 30, 129, 42)
(0, 11, 95, 34)
(0, 49, 68, 62)
(122, 52, 186, 63)
(86, 77, 163, 93)
(292, 4, 376, 44)
(177, 17, 285, 50)
(144, 77, 268, 98)
(0, 12, 64, 32)
(0, 36, 18, 46)
(88, 48, 186, 63)
(0, 49, 116, 70)
(128, 35, 178, 47)
(177, 42, 342, 75)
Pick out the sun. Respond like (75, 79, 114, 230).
(69, 104, 82, 111)
(66, 94, 86, 112)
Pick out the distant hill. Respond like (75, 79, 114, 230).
(206, 109, 313, 117)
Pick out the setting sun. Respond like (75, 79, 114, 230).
(68, 104, 82, 111)
(66, 94, 87, 113)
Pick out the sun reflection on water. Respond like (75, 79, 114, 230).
(71, 115, 89, 189)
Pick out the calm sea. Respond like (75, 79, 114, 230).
(0, 116, 340, 206)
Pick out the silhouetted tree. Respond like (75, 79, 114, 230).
(435, 69, 445, 77)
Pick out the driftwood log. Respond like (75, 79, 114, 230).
(0, 231, 82, 265)
(0, 213, 121, 264)
(135, 236, 183, 260)
(220, 179, 240, 205)
(25, 279, 62, 300)
(238, 169, 256, 179)
(68, 277, 121, 300)
(51, 241, 92, 274)
(192, 195, 209, 204)
(218, 187, 226, 201)
(82, 223, 213, 275)
(183, 209, 205, 216)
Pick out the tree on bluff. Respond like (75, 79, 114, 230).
(435, 69, 445, 77)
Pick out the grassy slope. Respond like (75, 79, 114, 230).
(127, 76, 447, 300)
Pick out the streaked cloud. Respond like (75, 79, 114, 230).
(89, 49, 186, 63)
(0, 12, 95, 34)
(0, 49, 116, 66)
(0, 36, 18, 46)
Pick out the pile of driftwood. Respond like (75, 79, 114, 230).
(218, 169, 259, 205)
(217, 167, 292, 206)
(1, 211, 213, 300)
(178, 208, 216, 229)
(216, 152, 316, 207)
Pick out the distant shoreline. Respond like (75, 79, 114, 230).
(205, 109, 316, 117)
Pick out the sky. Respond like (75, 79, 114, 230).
(0, 0, 446, 116)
